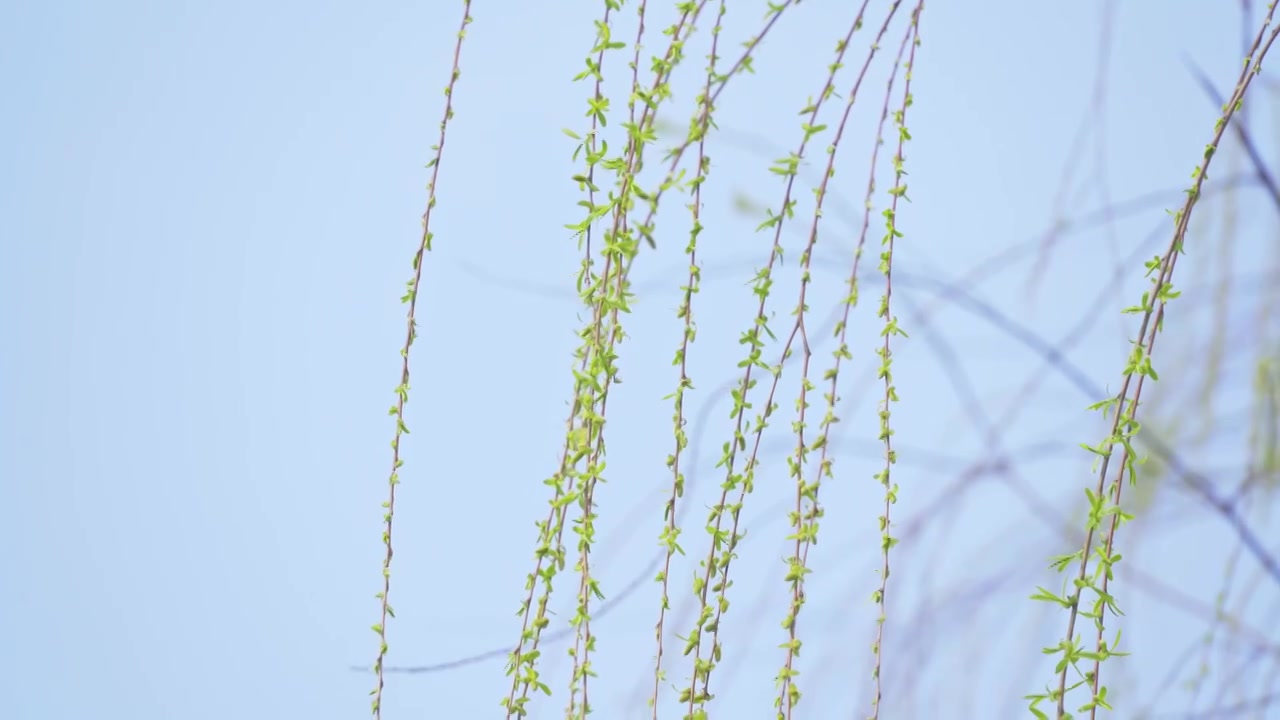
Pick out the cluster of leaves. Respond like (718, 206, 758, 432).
(365, 2, 1280, 719)
(1026, 7, 1280, 719)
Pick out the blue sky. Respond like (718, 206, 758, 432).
(2, 1, 1277, 718)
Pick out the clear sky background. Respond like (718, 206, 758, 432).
(2, 1, 1277, 718)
